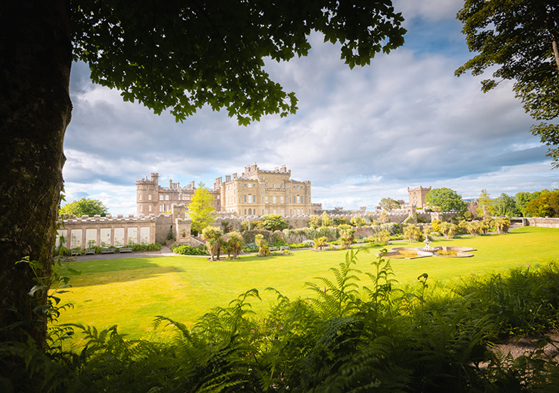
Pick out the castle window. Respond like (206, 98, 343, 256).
(273, 209, 277, 214)
(159, 195, 163, 200)
(265, 209, 269, 214)
(265, 196, 269, 203)
(149, 195, 152, 200)
(249, 208, 252, 215)
(281, 209, 284, 215)
(280, 184, 283, 189)
(297, 195, 300, 203)
(149, 205, 152, 212)
(281, 196, 284, 203)
(244, 195, 247, 203)
(273, 196, 276, 203)
(165, 195, 169, 200)
(139, 194, 142, 201)
(244, 184, 247, 188)
(252, 195, 256, 203)
(160, 205, 164, 212)
(273, 184, 276, 189)
(140, 205, 143, 211)
(245, 209, 247, 215)
(301, 196, 304, 203)
(248, 194, 252, 203)
(265, 183, 268, 188)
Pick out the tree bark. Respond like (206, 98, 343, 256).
(0, 0, 72, 353)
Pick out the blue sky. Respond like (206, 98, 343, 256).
(63, 0, 558, 214)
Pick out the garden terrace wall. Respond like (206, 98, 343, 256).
(526, 217, 559, 228)
(57, 214, 165, 249)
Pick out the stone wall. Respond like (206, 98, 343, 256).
(57, 214, 160, 249)
(526, 217, 559, 228)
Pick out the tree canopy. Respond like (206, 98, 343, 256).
(516, 191, 542, 217)
(262, 214, 289, 232)
(526, 189, 559, 217)
(456, 0, 559, 168)
(493, 193, 521, 217)
(59, 197, 108, 218)
(71, 0, 406, 125)
(425, 188, 467, 213)
(188, 188, 215, 234)
(379, 197, 401, 211)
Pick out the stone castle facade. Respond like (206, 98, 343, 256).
(408, 186, 431, 208)
(136, 163, 312, 217)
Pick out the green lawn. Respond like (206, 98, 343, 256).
(53, 227, 559, 344)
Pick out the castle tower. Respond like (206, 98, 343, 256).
(136, 173, 160, 216)
(408, 186, 431, 208)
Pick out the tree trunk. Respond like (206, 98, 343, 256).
(0, 0, 72, 353)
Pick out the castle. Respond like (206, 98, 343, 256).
(136, 163, 313, 217)
(408, 186, 431, 208)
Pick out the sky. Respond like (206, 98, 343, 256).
(63, 0, 559, 215)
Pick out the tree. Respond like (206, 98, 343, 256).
(0, 0, 405, 353)
(516, 191, 542, 217)
(225, 231, 244, 259)
(308, 215, 321, 229)
(456, 0, 559, 168)
(425, 188, 467, 214)
(321, 211, 331, 227)
(59, 197, 108, 218)
(379, 197, 401, 211)
(262, 214, 289, 232)
(477, 189, 494, 218)
(526, 189, 559, 217)
(493, 193, 521, 217)
(201, 226, 223, 261)
(189, 188, 215, 235)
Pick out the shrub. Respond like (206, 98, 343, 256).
(173, 245, 208, 255)
(255, 234, 270, 256)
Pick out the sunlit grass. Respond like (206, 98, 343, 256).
(53, 226, 559, 345)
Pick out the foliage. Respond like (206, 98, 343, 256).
(72, 0, 406, 125)
(371, 222, 399, 236)
(201, 226, 224, 261)
(333, 217, 348, 226)
(425, 188, 467, 213)
(321, 211, 331, 227)
(349, 215, 367, 227)
(477, 188, 494, 218)
(494, 217, 511, 234)
(189, 188, 215, 234)
(379, 197, 401, 211)
(16, 253, 559, 392)
(456, 0, 559, 169)
(241, 220, 264, 232)
(403, 224, 422, 242)
(378, 210, 390, 224)
(173, 244, 208, 255)
(308, 215, 322, 229)
(526, 189, 559, 217)
(374, 229, 391, 245)
(516, 190, 542, 217)
(493, 193, 521, 217)
(439, 222, 459, 239)
(431, 219, 442, 233)
(225, 231, 244, 259)
(261, 214, 288, 232)
(59, 198, 108, 218)
(338, 225, 355, 249)
(313, 236, 328, 251)
(254, 234, 270, 257)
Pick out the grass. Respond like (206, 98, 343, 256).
(53, 226, 559, 345)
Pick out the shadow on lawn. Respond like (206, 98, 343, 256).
(61, 258, 187, 288)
